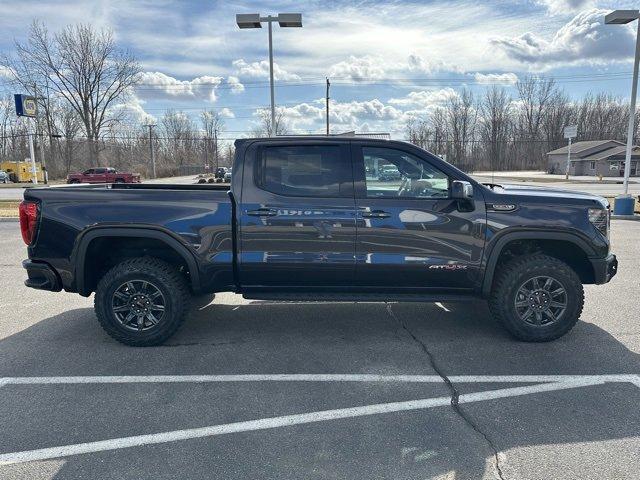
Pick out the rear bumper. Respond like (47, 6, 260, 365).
(590, 254, 618, 284)
(22, 259, 62, 292)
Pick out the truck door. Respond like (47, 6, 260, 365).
(238, 141, 356, 287)
(353, 144, 486, 291)
(86, 168, 107, 183)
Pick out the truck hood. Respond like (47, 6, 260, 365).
(485, 183, 608, 208)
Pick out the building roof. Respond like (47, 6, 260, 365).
(580, 145, 640, 162)
(546, 140, 624, 156)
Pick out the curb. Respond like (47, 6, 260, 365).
(612, 215, 640, 221)
(0, 217, 18, 222)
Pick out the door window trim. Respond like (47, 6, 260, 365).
(253, 143, 354, 199)
(352, 144, 452, 200)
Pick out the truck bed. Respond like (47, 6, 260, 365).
(24, 183, 234, 294)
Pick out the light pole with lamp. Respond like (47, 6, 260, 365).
(236, 13, 303, 137)
(605, 10, 640, 215)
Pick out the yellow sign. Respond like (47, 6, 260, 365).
(23, 98, 37, 116)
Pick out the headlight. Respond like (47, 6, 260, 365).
(588, 208, 609, 238)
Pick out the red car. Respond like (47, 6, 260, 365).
(67, 168, 141, 184)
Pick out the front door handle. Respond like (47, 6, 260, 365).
(362, 210, 391, 219)
(247, 208, 278, 217)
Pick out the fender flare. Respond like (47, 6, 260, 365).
(73, 226, 201, 295)
(480, 229, 596, 297)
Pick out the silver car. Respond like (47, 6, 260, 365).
(0, 170, 10, 184)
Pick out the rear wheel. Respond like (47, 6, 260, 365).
(489, 254, 584, 342)
(94, 257, 189, 346)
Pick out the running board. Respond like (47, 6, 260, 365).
(241, 292, 477, 303)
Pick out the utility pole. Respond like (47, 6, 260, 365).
(145, 124, 157, 179)
(214, 127, 219, 170)
(326, 77, 330, 135)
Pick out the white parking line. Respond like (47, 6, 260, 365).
(1, 374, 639, 386)
(0, 378, 607, 465)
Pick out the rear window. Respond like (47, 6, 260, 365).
(255, 145, 351, 197)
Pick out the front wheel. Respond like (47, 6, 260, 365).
(94, 257, 189, 346)
(489, 254, 584, 342)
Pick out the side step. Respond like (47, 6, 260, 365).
(241, 292, 477, 303)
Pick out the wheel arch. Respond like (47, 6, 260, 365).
(481, 229, 596, 297)
(73, 226, 201, 296)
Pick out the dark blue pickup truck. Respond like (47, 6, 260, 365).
(20, 137, 617, 346)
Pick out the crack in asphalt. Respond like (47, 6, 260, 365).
(385, 303, 506, 480)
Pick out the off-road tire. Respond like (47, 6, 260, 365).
(94, 257, 189, 346)
(489, 254, 584, 342)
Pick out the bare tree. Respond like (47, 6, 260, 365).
(514, 75, 557, 169)
(251, 109, 289, 137)
(479, 86, 513, 171)
(446, 88, 477, 169)
(5, 21, 140, 165)
(200, 110, 224, 169)
(161, 110, 196, 169)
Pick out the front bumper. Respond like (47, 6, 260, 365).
(23, 259, 62, 292)
(590, 254, 618, 284)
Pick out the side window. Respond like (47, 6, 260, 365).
(83, 169, 93, 175)
(256, 145, 351, 197)
(94, 168, 106, 174)
(362, 147, 449, 199)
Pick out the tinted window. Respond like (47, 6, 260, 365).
(362, 147, 449, 199)
(94, 168, 107, 174)
(256, 145, 350, 197)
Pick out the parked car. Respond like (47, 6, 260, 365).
(0, 170, 10, 184)
(378, 164, 402, 181)
(67, 167, 140, 184)
(214, 167, 228, 183)
(224, 169, 232, 183)
(22, 137, 617, 346)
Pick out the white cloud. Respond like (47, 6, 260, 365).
(389, 89, 459, 109)
(136, 72, 222, 102)
(328, 56, 387, 81)
(232, 59, 301, 81)
(0, 65, 13, 79)
(490, 9, 637, 67)
(112, 96, 155, 125)
(225, 76, 244, 94)
(474, 72, 519, 85)
(219, 107, 235, 118)
(274, 98, 410, 134)
(536, 0, 594, 16)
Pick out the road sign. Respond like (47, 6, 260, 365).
(14, 94, 38, 117)
(564, 125, 577, 139)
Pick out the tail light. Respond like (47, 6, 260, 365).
(19, 201, 39, 245)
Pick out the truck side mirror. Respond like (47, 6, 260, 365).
(451, 180, 473, 200)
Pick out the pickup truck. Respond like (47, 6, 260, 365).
(21, 137, 618, 346)
(67, 167, 141, 184)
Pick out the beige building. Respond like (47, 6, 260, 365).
(547, 140, 640, 177)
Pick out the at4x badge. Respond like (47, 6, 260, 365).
(429, 264, 468, 270)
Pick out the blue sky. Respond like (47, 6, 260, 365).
(1, 0, 639, 139)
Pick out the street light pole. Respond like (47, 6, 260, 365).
(267, 18, 276, 134)
(605, 10, 640, 213)
(622, 18, 640, 194)
(236, 13, 303, 137)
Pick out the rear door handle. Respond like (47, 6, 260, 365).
(247, 208, 278, 217)
(362, 210, 391, 219)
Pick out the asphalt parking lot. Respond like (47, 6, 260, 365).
(1, 220, 639, 479)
